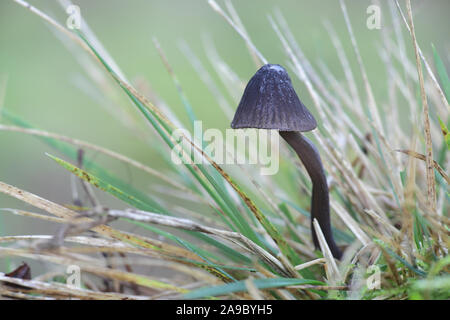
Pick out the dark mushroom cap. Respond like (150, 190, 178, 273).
(231, 64, 317, 132)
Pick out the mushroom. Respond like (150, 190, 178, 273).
(231, 63, 342, 259)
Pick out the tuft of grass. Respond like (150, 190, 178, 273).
(0, 0, 448, 300)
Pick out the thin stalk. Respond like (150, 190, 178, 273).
(280, 131, 342, 259)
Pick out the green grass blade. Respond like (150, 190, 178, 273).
(183, 277, 324, 299)
(188, 231, 252, 264)
(47, 153, 157, 211)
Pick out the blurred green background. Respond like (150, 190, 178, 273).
(0, 0, 448, 240)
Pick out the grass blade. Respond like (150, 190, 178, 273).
(183, 277, 324, 299)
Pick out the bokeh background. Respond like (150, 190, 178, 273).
(0, 0, 449, 270)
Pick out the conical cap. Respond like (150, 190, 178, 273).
(231, 64, 317, 131)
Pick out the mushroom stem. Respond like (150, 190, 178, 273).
(279, 131, 342, 259)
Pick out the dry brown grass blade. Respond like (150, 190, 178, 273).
(0, 208, 66, 223)
(331, 202, 372, 246)
(0, 274, 149, 300)
(396, 149, 449, 184)
(294, 258, 326, 271)
(364, 209, 400, 237)
(0, 235, 224, 285)
(0, 235, 173, 260)
(312, 219, 341, 284)
(0, 181, 202, 262)
(0, 287, 55, 300)
(405, 0, 437, 213)
(0, 247, 189, 294)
